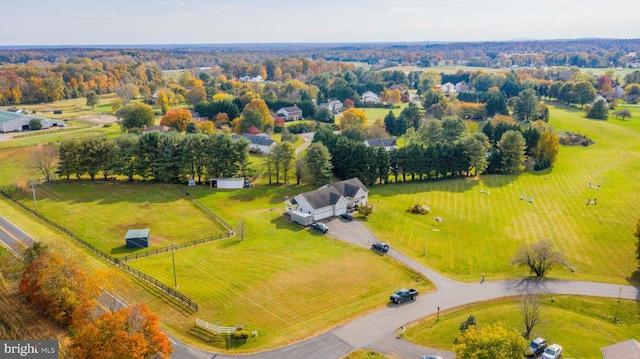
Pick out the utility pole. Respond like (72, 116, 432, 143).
(614, 286, 622, 323)
(172, 248, 177, 288)
(30, 180, 38, 214)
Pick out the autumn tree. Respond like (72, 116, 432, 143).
(571, 81, 597, 107)
(31, 143, 59, 182)
(116, 102, 155, 130)
(156, 90, 170, 115)
(520, 294, 542, 339)
(185, 85, 206, 107)
(71, 303, 172, 359)
(453, 323, 528, 359)
(116, 83, 139, 104)
(339, 108, 368, 130)
(511, 239, 565, 277)
(305, 142, 333, 185)
(86, 92, 99, 109)
(418, 70, 442, 94)
(93, 269, 134, 312)
(241, 98, 273, 133)
(160, 108, 192, 132)
(20, 252, 99, 325)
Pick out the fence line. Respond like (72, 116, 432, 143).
(117, 232, 232, 262)
(0, 186, 198, 312)
(195, 318, 236, 334)
(178, 187, 235, 233)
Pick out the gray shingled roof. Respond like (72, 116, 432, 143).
(300, 187, 343, 209)
(324, 177, 368, 198)
(601, 339, 640, 359)
(365, 138, 397, 148)
(280, 105, 302, 113)
(243, 134, 276, 146)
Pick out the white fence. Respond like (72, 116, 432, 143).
(196, 318, 236, 334)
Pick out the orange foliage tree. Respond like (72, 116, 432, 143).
(160, 109, 193, 132)
(339, 108, 368, 130)
(19, 252, 99, 325)
(71, 303, 172, 359)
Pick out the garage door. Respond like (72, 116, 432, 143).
(315, 209, 333, 220)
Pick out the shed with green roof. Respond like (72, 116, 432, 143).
(125, 229, 150, 248)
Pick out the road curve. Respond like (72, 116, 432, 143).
(1, 214, 638, 359)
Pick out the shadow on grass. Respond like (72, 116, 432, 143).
(270, 215, 307, 232)
(370, 177, 480, 197)
(129, 275, 197, 318)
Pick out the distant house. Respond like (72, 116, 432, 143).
(601, 339, 640, 359)
(5, 107, 23, 114)
(364, 138, 398, 151)
(286, 178, 369, 221)
(362, 91, 381, 104)
(455, 81, 471, 93)
(592, 95, 608, 105)
(614, 85, 625, 98)
(276, 105, 303, 121)
(150, 90, 159, 104)
(143, 125, 171, 133)
(233, 133, 277, 154)
(319, 100, 344, 114)
(0, 110, 65, 133)
(440, 82, 456, 94)
(240, 75, 264, 83)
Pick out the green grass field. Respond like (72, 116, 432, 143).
(8, 182, 228, 256)
(125, 184, 432, 351)
(364, 103, 640, 284)
(405, 296, 640, 359)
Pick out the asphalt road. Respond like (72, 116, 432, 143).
(1, 214, 639, 359)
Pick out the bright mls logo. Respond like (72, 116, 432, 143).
(1, 340, 57, 358)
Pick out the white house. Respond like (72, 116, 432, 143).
(455, 81, 471, 93)
(0, 110, 65, 133)
(232, 133, 277, 154)
(362, 91, 381, 104)
(286, 178, 369, 221)
(240, 75, 264, 83)
(276, 105, 303, 121)
(440, 82, 456, 94)
(320, 100, 344, 114)
(364, 138, 398, 151)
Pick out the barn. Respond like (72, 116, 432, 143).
(209, 178, 245, 189)
(0, 110, 66, 133)
(125, 229, 150, 248)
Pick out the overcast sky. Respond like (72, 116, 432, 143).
(2, 0, 639, 46)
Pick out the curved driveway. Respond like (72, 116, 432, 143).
(1, 214, 638, 359)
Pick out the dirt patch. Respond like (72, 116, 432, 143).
(77, 114, 118, 124)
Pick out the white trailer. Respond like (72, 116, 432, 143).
(289, 211, 313, 226)
(209, 178, 245, 189)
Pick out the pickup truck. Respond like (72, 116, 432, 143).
(390, 288, 419, 304)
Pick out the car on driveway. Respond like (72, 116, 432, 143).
(421, 355, 444, 359)
(371, 242, 389, 253)
(309, 222, 328, 234)
(340, 212, 354, 221)
(527, 337, 547, 357)
(541, 344, 562, 359)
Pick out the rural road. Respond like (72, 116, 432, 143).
(1, 214, 639, 359)
(294, 132, 314, 154)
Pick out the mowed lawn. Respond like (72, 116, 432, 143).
(365, 103, 640, 283)
(405, 296, 640, 359)
(129, 185, 432, 351)
(8, 182, 227, 256)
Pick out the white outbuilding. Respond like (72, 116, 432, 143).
(209, 178, 246, 189)
(0, 110, 66, 133)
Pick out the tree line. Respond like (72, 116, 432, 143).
(55, 132, 250, 183)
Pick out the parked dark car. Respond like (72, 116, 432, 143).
(340, 212, 354, 221)
(527, 337, 547, 357)
(371, 242, 389, 253)
(309, 222, 328, 234)
(390, 288, 418, 304)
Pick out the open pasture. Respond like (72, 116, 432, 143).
(8, 182, 227, 256)
(365, 103, 640, 284)
(405, 296, 640, 359)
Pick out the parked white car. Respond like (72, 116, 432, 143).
(542, 344, 563, 359)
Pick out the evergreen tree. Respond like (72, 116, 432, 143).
(305, 142, 333, 185)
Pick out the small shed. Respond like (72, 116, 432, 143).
(188, 179, 196, 187)
(125, 229, 150, 248)
(289, 211, 313, 226)
(209, 178, 245, 189)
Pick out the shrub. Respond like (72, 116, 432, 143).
(408, 204, 430, 214)
(28, 119, 42, 130)
(231, 329, 251, 340)
(533, 159, 551, 171)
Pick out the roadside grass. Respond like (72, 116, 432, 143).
(129, 209, 432, 351)
(405, 296, 640, 359)
(0, 147, 39, 186)
(341, 350, 393, 359)
(365, 103, 640, 284)
(7, 182, 227, 257)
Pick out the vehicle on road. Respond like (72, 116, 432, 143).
(542, 344, 562, 359)
(340, 212, 354, 221)
(421, 355, 444, 359)
(371, 242, 389, 253)
(309, 222, 328, 234)
(390, 288, 418, 304)
(527, 337, 547, 357)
